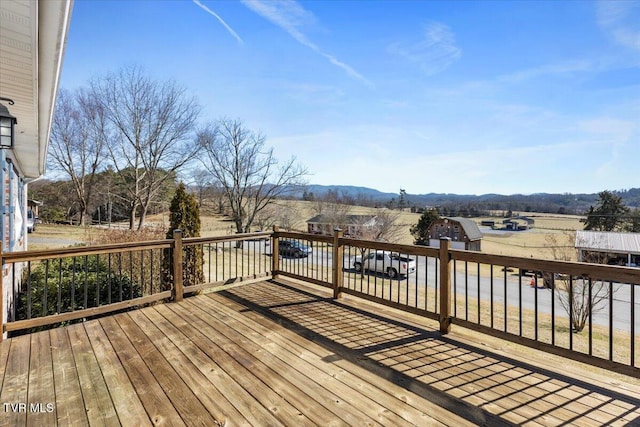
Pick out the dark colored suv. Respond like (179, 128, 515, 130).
(279, 240, 312, 258)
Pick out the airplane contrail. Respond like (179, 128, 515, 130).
(193, 0, 243, 44)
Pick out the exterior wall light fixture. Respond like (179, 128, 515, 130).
(0, 97, 17, 149)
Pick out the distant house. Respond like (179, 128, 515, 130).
(426, 217, 482, 251)
(502, 216, 535, 231)
(307, 214, 378, 237)
(27, 199, 42, 218)
(575, 230, 640, 266)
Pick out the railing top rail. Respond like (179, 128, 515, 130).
(275, 230, 334, 244)
(183, 231, 273, 246)
(450, 249, 640, 284)
(339, 237, 440, 257)
(2, 239, 173, 263)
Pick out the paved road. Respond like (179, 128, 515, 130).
(276, 245, 640, 334)
(27, 235, 81, 247)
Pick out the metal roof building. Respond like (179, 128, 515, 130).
(575, 230, 640, 265)
(427, 217, 482, 251)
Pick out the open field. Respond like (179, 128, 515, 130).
(27, 201, 586, 261)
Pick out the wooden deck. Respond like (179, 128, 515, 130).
(1, 279, 639, 426)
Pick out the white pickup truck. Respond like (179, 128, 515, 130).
(353, 251, 416, 279)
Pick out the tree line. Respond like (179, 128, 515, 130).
(41, 65, 307, 232)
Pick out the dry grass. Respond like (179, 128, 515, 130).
(341, 272, 639, 376)
(31, 203, 586, 261)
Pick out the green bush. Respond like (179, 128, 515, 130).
(16, 255, 140, 320)
(164, 183, 204, 287)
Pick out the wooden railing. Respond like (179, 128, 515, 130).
(272, 228, 640, 377)
(2, 227, 638, 376)
(1, 230, 272, 336)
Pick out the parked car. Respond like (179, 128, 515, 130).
(26, 209, 37, 233)
(353, 251, 416, 279)
(279, 240, 312, 258)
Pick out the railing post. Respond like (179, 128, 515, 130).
(439, 237, 452, 334)
(272, 225, 279, 278)
(173, 229, 183, 302)
(332, 228, 343, 299)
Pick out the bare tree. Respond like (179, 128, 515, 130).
(49, 88, 108, 226)
(91, 65, 200, 229)
(311, 198, 351, 234)
(197, 118, 307, 237)
(190, 168, 215, 207)
(253, 201, 300, 232)
(348, 209, 402, 277)
(545, 233, 614, 332)
(253, 204, 278, 232)
(351, 209, 402, 242)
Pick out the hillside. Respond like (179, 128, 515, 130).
(294, 185, 640, 214)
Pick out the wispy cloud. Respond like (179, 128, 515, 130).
(193, 0, 243, 44)
(388, 22, 461, 75)
(498, 60, 593, 84)
(240, 0, 372, 86)
(596, 0, 640, 50)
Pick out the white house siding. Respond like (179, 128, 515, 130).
(0, 0, 73, 337)
(1, 153, 27, 327)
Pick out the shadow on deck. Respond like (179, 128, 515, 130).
(1, 279, 639, 426)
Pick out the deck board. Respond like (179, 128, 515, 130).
(49, 327, 88, 427)
(187, 296, 417, 427)
(67, 323, 120, 426)
(199, 286, 467, 427)
(98, 315, 185, 426)
(115, 312, 221, 427)
(163, 301, 360, 426)
(154, 303, 315, 426)
(0, 334, 30, 427)
(26, 331, 56, 426)
(131, 308, 262, 426)
(82, 321, 150, 427)
(1, 278, 639, 426)
(222, 279, 640, 427)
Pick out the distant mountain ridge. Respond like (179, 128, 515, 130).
(294, 185, 640, 214)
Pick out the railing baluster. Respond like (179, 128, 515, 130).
(140, 250, 145, 296)
(490, 264, 494, 329)
(26, 261, 32, 319)
(609, 280, 614, 361)
(44, 260, 49, 318)
(118, 252, 123, 302)
(503, 266, 507, 333)
(518, 270, 522, 337)
(96, 254, 100, 307)
(149, 250, 154, 294)
(57, 258, 63, 313)
(130, 251, 135, 300)
(534, 272, 538, 341)
(588, 278, 593, 356)
(71, 258, 76, 311)
(632, 284, 636, 367)
(551, 272, 555, 346)
(108, 253, 112, 304)
(83, 255, 88, 309)
(569, 275, 574, 351)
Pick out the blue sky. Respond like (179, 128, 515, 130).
(59, 0, 639, 196)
